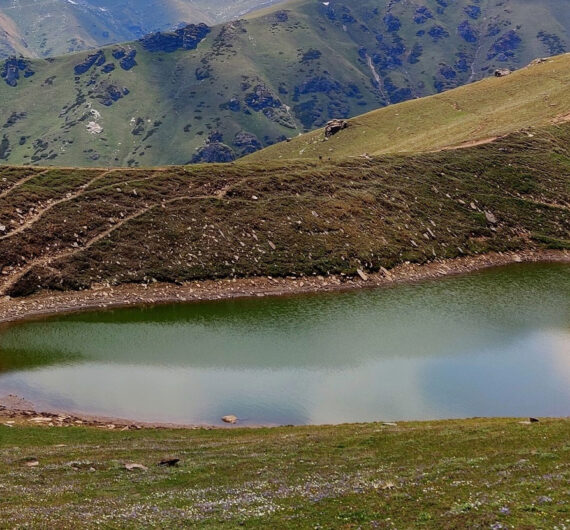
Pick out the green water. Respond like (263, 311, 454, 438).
(0, 263, 569, 425)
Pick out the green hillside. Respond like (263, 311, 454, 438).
(0, 122, 568, 298)
(0, 0, 283, 58)
(0, 0, 568, 167)
(247, 52, 570, 162)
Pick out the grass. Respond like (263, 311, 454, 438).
(0, 418, 568, 527)
(0, 122, 568, 297)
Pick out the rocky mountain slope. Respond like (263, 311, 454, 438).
(0, 0, 568, 167)
(0, 122, 568, 298)
(0, 0, 282, 59)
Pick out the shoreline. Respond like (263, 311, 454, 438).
(1, 249, 568, 326)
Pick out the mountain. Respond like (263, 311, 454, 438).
(0, 0, 283, 59)
(0, 0, 568, 167)
(0, 58, 568, 297)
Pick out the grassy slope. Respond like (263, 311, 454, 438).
(0, 0, 568, 167)
(0, 419, 568, 527)
(0, 123, 568, 297)
(247, 52, 570, 162)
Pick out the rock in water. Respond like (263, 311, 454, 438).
(221, 415, 238, 424)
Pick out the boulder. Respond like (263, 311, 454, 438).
(221, 415, 238, 424)
(324, 119, 349, 138)
(494, 68, 511, 77)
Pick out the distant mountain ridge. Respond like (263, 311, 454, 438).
(0, 0, 282, 59)
(0, 0, 568, 167)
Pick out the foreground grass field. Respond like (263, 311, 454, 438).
(0, 419, 568, 528)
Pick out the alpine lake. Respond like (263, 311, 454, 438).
(1, 263, 568, 426)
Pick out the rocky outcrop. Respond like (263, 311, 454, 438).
(191, 133, 236, 163)
(234, 131, 262, 155)
(74, 51, 105, 75)
(140, 24, 211, 53)
(119, 50, 137, 70)
(245, 84, 282, 111)
(324, 119, 349, 138)
(1, 57, 35, 87)
(91, 83, 130, 106)
(494, 68, 511, 77)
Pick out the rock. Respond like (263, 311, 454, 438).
(191, 142, 236, 164)
(324, 119, 349, 138)
(529, 417, 540, 423)
(494, 68, 512, 77)
(140, 24, 211, 53)
(158, 458, 180, 467)
(221, 415, 238, 424)
(74, 50, 105, 75)
(124, 463, 148, 471)
(382, 422, 397, 427)
(22, 458, 39, 467)
(268, 240, 276, 250)
(484, 211, 498, 224)
(356, 268, 369, 281)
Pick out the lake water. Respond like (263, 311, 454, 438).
(0, 263, 569, 425)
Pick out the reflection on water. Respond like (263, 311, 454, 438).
(0, 263, 569, 425)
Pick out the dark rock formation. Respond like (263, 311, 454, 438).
(74, 51, 106, 75)
(92, 83, 130, 106)
(245, 84, 282, 111)
(191, 142, 236, 163)
(140, 23, 211, 53)
(494, 68, 512, 77)
(120, 50, 138, 70)
(234, 131, 262, 155)
(1, 57, 35, 87)
(324, 119, 349, 138)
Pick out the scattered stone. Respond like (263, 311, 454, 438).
(324, 119, 349, 138)
(221, 415, 238, 424)
(158, 458, 180, 467)
(485, 211, 498, 224)
(124, 463, 148, 471)
(356, 268, 369, 281)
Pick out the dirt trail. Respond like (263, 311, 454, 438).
(0, 169, 116, 241)
(0, 189, 232, 296)
(0, 169, 50, 200)
(439, 136, 500, 151)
